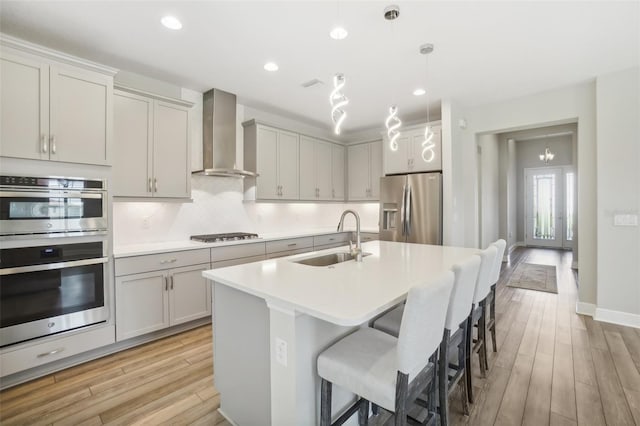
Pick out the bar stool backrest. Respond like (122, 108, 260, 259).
(490, 239, 507, 285)
(472, 245, 498, 305)
(397, 271, 454, 377)
(445, 255, 482, 331)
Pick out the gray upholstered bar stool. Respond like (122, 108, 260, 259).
(465, 245, 498, 404)
(317, 272, 454, 426)
(373, 256, 482, 426)
(487, 239, 506, 353)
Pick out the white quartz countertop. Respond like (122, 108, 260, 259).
(113, 227, 379, 258)
(203, 240, 479, 326)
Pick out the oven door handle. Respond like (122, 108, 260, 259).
(0, 191, 103, 199)
(0, 257, 109, 276)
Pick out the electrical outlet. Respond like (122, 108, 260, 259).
(614, 214, 639, 226)
(142, 217, 150, 229)
(275, 338, 288, 367)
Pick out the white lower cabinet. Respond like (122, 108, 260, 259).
(115, 249, 211, 341)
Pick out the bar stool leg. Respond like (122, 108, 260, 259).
(490, 284, 497, 352)
(358, 399, 370, 426)
(438, 330, 450, 426)
(321, 379, 332, 426)
(458, 321, 470, 416)
(478, 301, 488, 377)
(465, 314, 474, 404)
(394, 372, 409, 426)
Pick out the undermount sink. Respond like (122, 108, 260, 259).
(293, 251, 371, 267)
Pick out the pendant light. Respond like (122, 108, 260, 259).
(329, 1, 349, 135)
(420, 43, 436, 163)
(330, 73, 348, 135)
(384, 5, 402, 151)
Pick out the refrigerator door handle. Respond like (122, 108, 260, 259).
(405, 184, 412, 236)
(400, 183, 407, 236)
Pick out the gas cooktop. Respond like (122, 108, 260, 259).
(190, 232, 260, 243)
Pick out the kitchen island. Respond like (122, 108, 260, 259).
(203, 240, 478, 425)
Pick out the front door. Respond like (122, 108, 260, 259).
(525, 167, 564, 248)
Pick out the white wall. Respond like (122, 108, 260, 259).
(461, 82, 597, 306)
(595, 67, 640, 324)
(478, 134, 500, 248)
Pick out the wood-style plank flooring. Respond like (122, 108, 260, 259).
(1, 247, 639, 425)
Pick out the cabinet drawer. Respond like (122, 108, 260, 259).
(0, 325, 115, 377)
(266, 237, 314, 254)
(266, 247, 313, 259)
(314, 242, 349, 251)
(210, 242, 266, 263)
(212, 255, 266, 269)
(313, 232, 351, 247)
(115, 249, 210, 276)
(360, 232, 380, 242)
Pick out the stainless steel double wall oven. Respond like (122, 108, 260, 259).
(0, 175, 110, 347)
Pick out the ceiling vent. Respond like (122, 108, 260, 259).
(301, 78, 324, 88)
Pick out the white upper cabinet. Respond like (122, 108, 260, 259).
(383, 122, 442, 175)
(348, 140, 382, 201)
(113, 88, 192, 198)
(331, 144, 346, 200)
(244, 121, 300, 200)
(0, 52, 48, 161)
(299, 136, 335, 201)
(0, 41, 115, 165)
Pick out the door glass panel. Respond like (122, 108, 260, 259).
(566, 172, 574, 241)
(533, 174, 555, 240)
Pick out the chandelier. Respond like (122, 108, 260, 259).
(539, 147, 555, 164)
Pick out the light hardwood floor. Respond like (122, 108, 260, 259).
(1, 247, 639, 425)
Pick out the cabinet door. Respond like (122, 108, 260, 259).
(256, 126, 279, 199)
(331, 144, 345, 200)
(49, 65, 111, 165)
(278, 130, 299, 199)
(116, 271, 169, 341)
(298, 136, 316, 200)
(347, 143, 371, 200)
(412, 125, 442, 172)
(369, 140, 383, 199)
(153, 101, 190, 198)
(315, 141, 332, 200)
(113, 91, 153, 196)
(169, 263, 211, 326)
(0, 52, 49, 160)
(384, 135, 410, 175)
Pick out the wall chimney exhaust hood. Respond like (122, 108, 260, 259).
(193, 88, 257, 178)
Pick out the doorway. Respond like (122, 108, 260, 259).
(524, 166, 574, 249)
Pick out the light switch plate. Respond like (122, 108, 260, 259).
(614, 214, 639, 226)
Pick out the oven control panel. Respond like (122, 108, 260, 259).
(0, 175, 104, 190)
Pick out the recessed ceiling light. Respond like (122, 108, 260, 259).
(161, 15, 182, 30)
(413, 88, 426, 96)
(264, 62, 279, 72)
(330, 26, 348, 40)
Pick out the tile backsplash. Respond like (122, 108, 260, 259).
(113, 175, 379, 246)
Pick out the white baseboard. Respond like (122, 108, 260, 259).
(218, 409, 239, 426)
(576, 301, 596, 317)
(595, 308, 640, 329)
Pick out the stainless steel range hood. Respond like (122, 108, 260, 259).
(193, 88, 257, 178)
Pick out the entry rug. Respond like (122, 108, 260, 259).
(507, 263, 558, 294)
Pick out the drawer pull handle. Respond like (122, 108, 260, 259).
(37, 348, 64, 358)
(287, 243, 297, 247)
(160, 258, 177, 264)
(329, 238, 335, 241)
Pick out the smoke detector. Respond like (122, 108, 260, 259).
(384, 5, 400, 20)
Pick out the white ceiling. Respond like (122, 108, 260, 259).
(1, 1, 638, 138)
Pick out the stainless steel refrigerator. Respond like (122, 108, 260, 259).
(379, 172, 442, 244)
